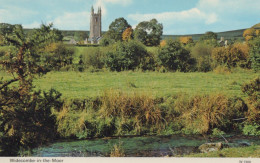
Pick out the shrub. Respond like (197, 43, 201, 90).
(211, 43, 250, 68)
(158, 39, 195, 72)
(191, 43, 213, 72)
(42, 42, 75, 71)
(0, 89, 62, 156)
(249, 36, 260, 72)
(82, 47, 105, 69)
(241, 77, 260, 124)
(104, 40, 149, 71)
(242, 124, 260, 136)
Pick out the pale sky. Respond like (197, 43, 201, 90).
(0, 0, 259, 34)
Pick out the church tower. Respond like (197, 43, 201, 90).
(89, 6, 102, 44)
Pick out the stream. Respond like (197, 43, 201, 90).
(32, 135, 260, 157)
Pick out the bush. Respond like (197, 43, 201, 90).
(158, 39, 195, 72)
(211, 43, 250, 68)
(249, 36, 260, 72)
(42, 43, 75, 71)
(241, 77, 260, 124)
(242, 124, 260, 136)
(82, 47, 105, 69)
(191, 43, 213, 72)
(104, 40, 149, 71)
(0, 89, 62, 156)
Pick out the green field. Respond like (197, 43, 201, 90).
(1, 70, 257, 99)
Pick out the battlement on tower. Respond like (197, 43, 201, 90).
(89, 6, 102, 44)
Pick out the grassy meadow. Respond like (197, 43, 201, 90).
(0, 69, 258, 99)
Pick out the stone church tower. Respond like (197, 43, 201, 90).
(89, 6, 102, 44)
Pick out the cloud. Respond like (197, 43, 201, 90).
(128, 0, 260, 34)
(198, 0, 260, 12)
(0, 6, 38, 23)
(52, 11, 90, 30)
(94, 0, 132, 16)
(128, 8, 218, 26)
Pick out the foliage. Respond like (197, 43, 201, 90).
(105, 17, 131, 42)
(82, 47, 105, 69)
(211, 128, 226, 137)
(74, 31, 88, 42)
(158, 39, 195, 72)
(179, 36, 193, 45)
(248, 36, 260, 72)
(104, 40, 150, 71)
(110, 142, 125, 157)
(42, 42, 75, 71)
(191, 43, 213, 72)
(54, 91, 249, 139)
(199, 31, 217, 41)
(0, 24, 63, 156)
(241, 77, 260, 124)
(122, 27, 133, 41)
(243, 28, 260, 41)
(134, 19, 163, 46)
(174, 94, 247, 134)
(0, 89, 62, 156)
(242, 124, 260, 136)
(160, 40, 167, 47)
(99, 34, 116, 46)
(211, 43, 250, 68)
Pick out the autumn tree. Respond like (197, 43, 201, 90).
(243, 28, 260, 41)
(160, 40, 167, 47)
(179, 36, 193, 45)
(122, 27, 133, 41)
(134, 19, 163, 46)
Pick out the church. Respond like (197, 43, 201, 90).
(89, 6, 102, 44)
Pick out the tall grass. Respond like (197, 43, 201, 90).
(54, 90, 249, 139)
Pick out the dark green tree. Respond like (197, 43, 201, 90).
(105, 17, 131, 42)
(158, 39, 195, 72)
(199, 31, 217, 41)
(104, 40, 149, 71)
(249, 36, 260, 72)
(0, 24, 63, 156)
(134, 19, 163, 46)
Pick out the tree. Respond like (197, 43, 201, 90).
(0, 24, 63, 155)
(134, 19, 163, 46)
(179, 36, 193, 45)
(105, 17, 131, 42)
(243, 28, 260, 41)
(199, 31, 217, 41)
(191, 43, 213, 72)
(122, 27, 133, 41)
(74, 31, 88, 42)
(104, 40, 149, 71)
(158, 39, 195, 72)
(248, 36, 260, 71)
(43, 42, 75, 71)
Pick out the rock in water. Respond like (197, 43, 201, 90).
(198, 142, 223, 153)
